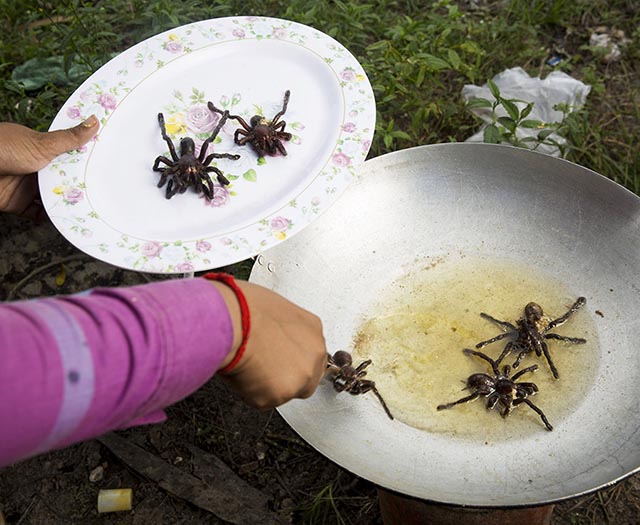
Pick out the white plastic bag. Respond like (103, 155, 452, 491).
(462, 67, 591, 157)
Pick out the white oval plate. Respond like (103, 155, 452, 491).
(40, 16, 375, 273)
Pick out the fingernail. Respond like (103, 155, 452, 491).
(81, 114, 98, 128)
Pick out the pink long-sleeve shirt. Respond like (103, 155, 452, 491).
(0, 277, 234, 468)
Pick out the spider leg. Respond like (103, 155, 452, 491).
(544, 333, 587, 344)
(515, 382, 539, 396)
(463, 348, 501, 376)
(475, 332, 511, 349)
(514, 398, 553, 431)
(200, 172, 215, 200)
(545, 297, 587, 331)
(510, 364, 539, 382)
(153, 155, 175, 171)
(500, 401, 515, 418)
(437, 392, 480, 410)
(480, 312, 518, 332)
(486, 394, 499, 410)
(205, 166, 230, 186)
(270, 90, 291, 127)
(208, 102, 253, 132)
(371, 386, 394, 420)
(234, 129, 253, 146)
(353, 360, 372, 374)
(203, 153, 241, 166)
(540, 339, 560, 379)
(495, 341, 515, 366)
(157, 113, 179, 161)
(198, 110, 230, 162)
(166, 178, 181, 199)
(512, 343, 531, 369)
(156, 171, 169, 188)
(274, 139, 288, 156)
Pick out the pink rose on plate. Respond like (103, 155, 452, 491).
(220, 237, 233, 246)
(141, 241, 162, 258)
(196, 240, 212, 252)
(186, 104, 219, 134)
(232, 28, 246, 38)
(67, 106, 82, 119)
(342, 122, 356, 133)
(272, 28, 287, 39)
(98, 93, 117, 111)
(340, 68, 356, 82)
(63, 187, 84, 205)
(203, 186, 230, 207)
(331, 152, 351, 167)
(362, 139, 372, 153)
(164, 41, 183, 54)
(175, 261, 194, 272)
(270, 216, 291, 232)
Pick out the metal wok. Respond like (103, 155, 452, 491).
(249, 143, 640, 507)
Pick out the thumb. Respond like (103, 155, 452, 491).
(40, 115, 99, 160)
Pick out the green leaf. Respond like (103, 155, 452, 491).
(537, 129, 555, 140)
(243, 169, 257, 182)
(424, 54, 450, 71)
(520, 119, 545, 129)
(466, 97, 493, 109)
(257, 157, 266, 166)
(497, 116, 516, 132)
(520, 103, 534, 119)
(483, 124, 501, 144)
(501, 99, 520, 121)
(12, 56, 92, 91)
(487, 79, 501, 99)
(447, 49, 462, 70)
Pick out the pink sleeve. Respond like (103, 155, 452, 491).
(0, 277, 234, 468)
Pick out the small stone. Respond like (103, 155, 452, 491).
(89, 465, 104, 482)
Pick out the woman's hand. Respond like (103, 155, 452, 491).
(212, 280, 328, 410)
(0, 116, 99, 220)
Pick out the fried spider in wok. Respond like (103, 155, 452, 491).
(152, 110, 240, 199)
(437, 349, 553, 431)
(475, 297, 587, 379)
(208, 90, 292, 157)
(327, 351, 394, 420)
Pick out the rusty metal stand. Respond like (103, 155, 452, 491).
(378, 488, 555, 525)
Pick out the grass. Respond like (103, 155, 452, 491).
(1, 1, 639, 523)
(0, 0, 638, 190)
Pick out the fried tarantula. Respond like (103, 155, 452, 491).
(475, 297, 587, 379)
(208, 90, 292, 157)
(327, 351, 394, 420)
(437, 349, 553, 431)
(152, 110, 240, 199)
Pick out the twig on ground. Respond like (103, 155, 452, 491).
(6, 254, 87, 301)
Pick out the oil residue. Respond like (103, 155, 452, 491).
(352, 254, 600, 442)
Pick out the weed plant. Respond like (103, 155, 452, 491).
(0, 0, 638, 190)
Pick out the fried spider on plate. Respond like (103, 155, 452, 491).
(437, 349, 553, 431)
(152, 109, 240, 199)
(326, 351, 394, 420)
(208, 90, 292, 157)
(475, 297, 587, 379)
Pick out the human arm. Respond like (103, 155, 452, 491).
(0, 276, 327, 468)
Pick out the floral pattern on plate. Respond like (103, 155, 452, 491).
(40, 16, 376, 273)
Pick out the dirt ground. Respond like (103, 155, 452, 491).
(1, 213, 640, 525)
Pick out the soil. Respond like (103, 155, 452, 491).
(1, 214, 640, 525)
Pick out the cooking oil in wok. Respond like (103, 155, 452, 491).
(352, 254, 600, 442)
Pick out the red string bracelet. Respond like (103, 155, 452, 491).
(203, 272, 251, 374)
